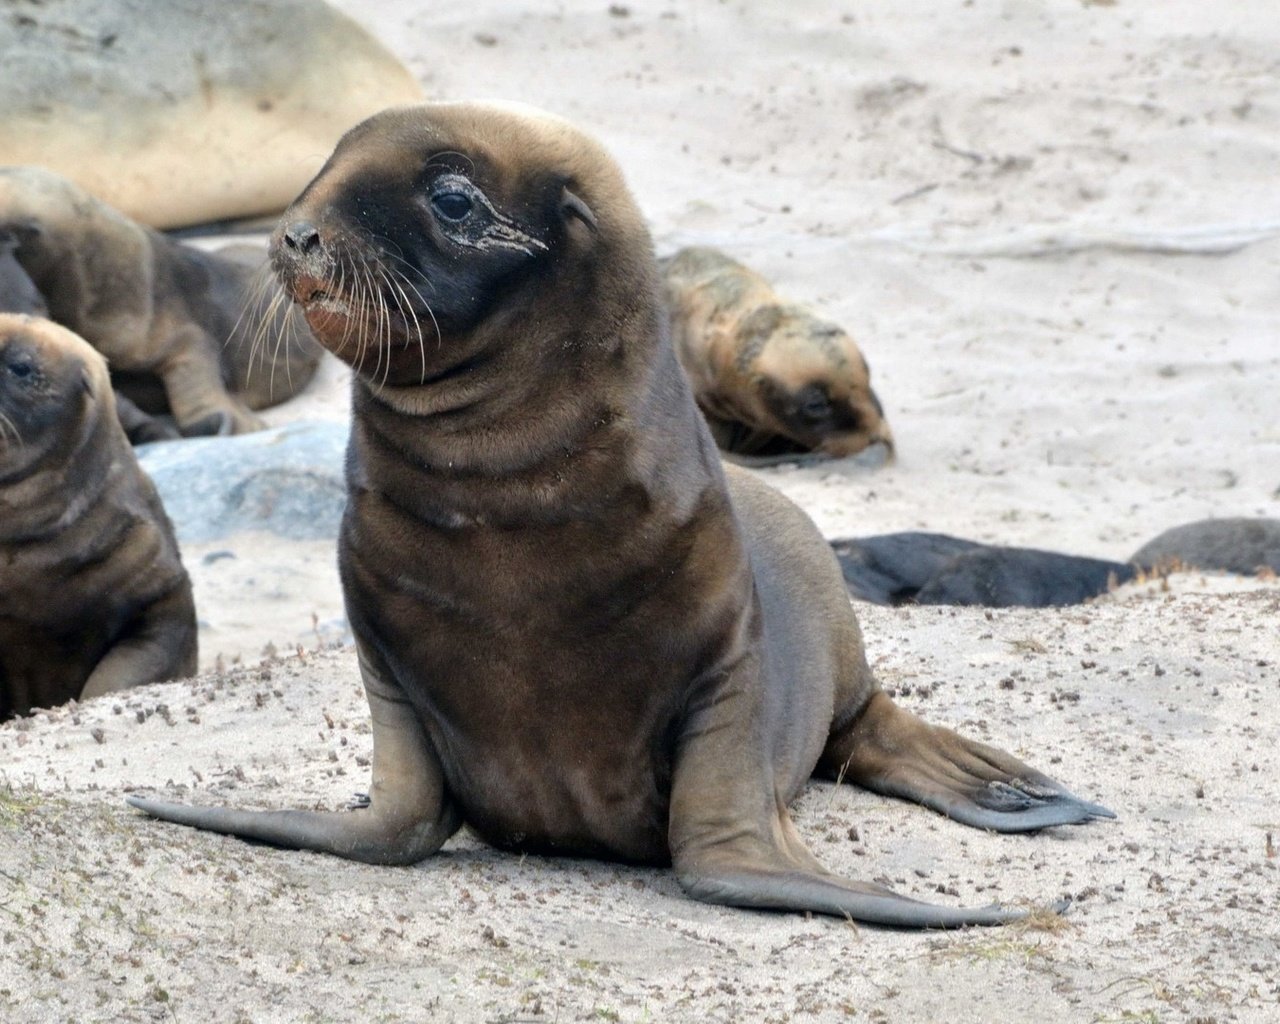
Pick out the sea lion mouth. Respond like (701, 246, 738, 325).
(282, 272, 346, 314)
(303, 288, 352, 317)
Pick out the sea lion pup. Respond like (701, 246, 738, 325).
(1131, 518, 1280, 576)
(661, 246, 894, 464)
(0, 167, 321, 439)
(0, 314, 197, 721)
(0, 231, 171, 443)
(127, 103, 1111, 929)
(833, 532, 1135, 607)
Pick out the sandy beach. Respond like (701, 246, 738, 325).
(2, 1, 1278, 1021)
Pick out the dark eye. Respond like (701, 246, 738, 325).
(795, 386, 831, 424)
(431, 192, 473, 222)
(6, 358, 34, 380)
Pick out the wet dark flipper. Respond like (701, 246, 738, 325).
(676, 847, 1061, 928)
(820, 692, 1116, 833)
(114, 391, 181, 444)
(126, 644, 460, 864)
(668, 657, 1063, 930)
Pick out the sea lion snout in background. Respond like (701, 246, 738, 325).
(0, 314, 197, 721)
(662, 246, 895, 464)
(0, 167, 322, 441)
(128, 102, 1111, 929)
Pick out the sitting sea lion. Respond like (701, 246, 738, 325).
(0, 167, 321, 439)
(0, 314, 197, 721)
(127, 103, 1111, 929)
(661, 246, 894, 464)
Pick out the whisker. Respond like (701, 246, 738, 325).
(381, 266, 424, 383)
(383, 263, 436, 383)
(380, 248, 437, 294)
(374, 265, 413, 387)
(234, 257, 280, 386)
(376, 264, 394, 391)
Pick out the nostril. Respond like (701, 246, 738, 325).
(283, 221, 321, 252)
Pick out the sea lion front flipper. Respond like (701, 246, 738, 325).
(112, 391, 181, 444)
(820, 692, 1116, 833)
(80, 584, 197, 701)
(157, 329, 266, 436)
(127, 644, 462, 864)
(667, 667, 1045, 929)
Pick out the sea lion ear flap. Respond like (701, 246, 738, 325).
(81, 368, 95, 396)
(560, 187, 598, 234)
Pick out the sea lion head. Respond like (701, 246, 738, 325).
(743, 305, 895, 460)
(269, 101, 654, 395)
(0, 313, 111, 477)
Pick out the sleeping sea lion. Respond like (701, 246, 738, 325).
(1131, 518, 1280, 576)
(661, 246, 894, 464)
(0, 0, 425, 229)
(0, 167, 321, 439)
(833, 532, 1136, 607)
(127, 102, 1111, 929)
(0, 314, 197, 720)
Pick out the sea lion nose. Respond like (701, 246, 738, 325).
(282, 221, 321, 253)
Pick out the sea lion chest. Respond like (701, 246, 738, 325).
(340, 428, 748, 864)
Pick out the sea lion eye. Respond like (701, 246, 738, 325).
(5, 357, 34, 380)
(431, 191, 474, 222)
(795, 385, 832, 424)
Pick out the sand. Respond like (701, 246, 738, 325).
(2, 1, 1278, 1021)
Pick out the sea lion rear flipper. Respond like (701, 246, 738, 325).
(127, 644, 462, 864)
(820, 692, 1116, 833)
(667, 667, 1050, 929)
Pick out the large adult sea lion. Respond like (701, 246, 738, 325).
(0, 314, 197, 721)
(0, 167, 321, 439)
(0, 0, 425, 229)
(127, 103, 1112, 928)
(662, 246, 895, 464)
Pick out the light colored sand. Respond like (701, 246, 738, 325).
(3, 1, 1279, 1021)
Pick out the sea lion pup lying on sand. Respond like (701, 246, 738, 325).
(0, 314, 196, 721)
(0, 167, 321, 441)
(661, 246, 894, 464)
(128, 102, 1111, 929)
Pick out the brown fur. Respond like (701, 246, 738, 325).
(662, 246, 894, 462)
(0, 167, 321, 440)
(0, 314, 196, 720)
(127, 103, 1110, 928)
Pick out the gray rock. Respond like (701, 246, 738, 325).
(137, 421, 348, 543)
